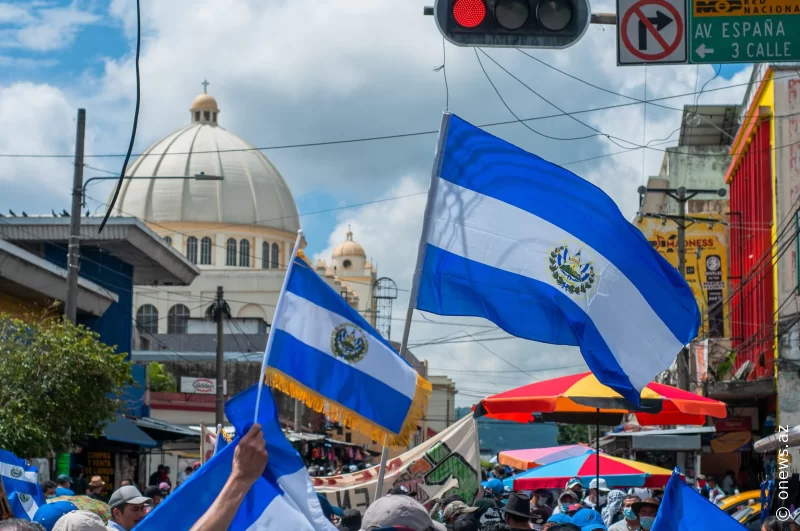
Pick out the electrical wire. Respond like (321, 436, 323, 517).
(100, 0, 140, 234)
(6, 71, 800, 161)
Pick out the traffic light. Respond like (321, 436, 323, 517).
(433, 0, 591, 49)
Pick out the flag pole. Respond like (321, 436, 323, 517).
(254, 230, 304, 424)
(199, 420, 205, 465)
(375, 113, 451, 500)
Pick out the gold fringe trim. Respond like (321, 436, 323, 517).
(266, 368, 431, 448)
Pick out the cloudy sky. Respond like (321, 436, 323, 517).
(0, 0, 752, 406)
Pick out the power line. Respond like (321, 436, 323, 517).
(5, 72, 800, 160)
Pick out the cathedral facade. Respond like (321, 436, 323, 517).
(113, 90, 378, 339)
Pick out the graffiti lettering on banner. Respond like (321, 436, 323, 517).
(316, 415, 480, 510)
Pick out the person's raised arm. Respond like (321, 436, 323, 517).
(190, 424, 269, 531)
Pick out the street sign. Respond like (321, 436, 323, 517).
(688, 0, 800, 63)
(618, 0, 687, 65)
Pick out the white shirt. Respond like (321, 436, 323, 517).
(107, 521, 128, 531)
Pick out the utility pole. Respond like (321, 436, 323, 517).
(65, 108, 86, 324)
(294, 401, 301, 432)
(637, 185, 727, 391)
(206, 286, 229, 426)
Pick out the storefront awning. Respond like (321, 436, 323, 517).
(103, 415, 157, 447)
(134, 417, 200, 441)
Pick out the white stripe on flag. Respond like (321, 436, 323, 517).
(427, 178, 684, 390)
(0, 463, 37, 484)
(275, 291, 417, 400)
(18, 494, 39, 520)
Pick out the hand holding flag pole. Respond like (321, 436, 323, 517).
(254, 230, 304, 423)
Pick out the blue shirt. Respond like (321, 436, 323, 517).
(107, 520, 128, 531)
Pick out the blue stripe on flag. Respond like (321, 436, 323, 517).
(438, 114, 699, 342)
(0, 449, 45, 520)
(652, 471, 747, 531)
(416, 244, 634, 400)
(269, 330, 412, 433)
(286, 258, 402, 357)
(139, 385, 333, 530)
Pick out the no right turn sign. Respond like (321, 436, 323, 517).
(618, 0, 688, 65)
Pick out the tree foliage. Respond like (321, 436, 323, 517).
(148, 362, 176, 392)
(0, 314, 132, 458)
(556, 424, 591, 445)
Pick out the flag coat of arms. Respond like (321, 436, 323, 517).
(0, 449, 46, 520)
(265, 255, 430, 446)
(412, 114, 699, 405)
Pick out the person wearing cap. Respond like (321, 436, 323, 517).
(566, 477, 584, 500)
(107, 485, 152, 531)
(502, 492, 533, 530)
(361, 494, 446, 531)
(480, 478, 504, 499)
(442, 501, 478, 527)
(87, 476, 106, 502)
(582, 478, 610, 512)
(531, 489, 553, 518)
(570, 508, 606, 531)
(158, 481, 170, 496)
(33, 501, 79, 531)
(144, 486, 164, 507)
(55, 475, 74, 497)
(630, 498, 659, 531)
(52, 511, 107, 531)
(553, 490, 580, 515)
(607, 495, 640, 531)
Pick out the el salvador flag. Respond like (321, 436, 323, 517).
(652, 471, 747, 531)
(264, 255, 430, 446)
(0, 449, 46, 520)
(138, 385, 335, 530)
(412, 114, 699, 405)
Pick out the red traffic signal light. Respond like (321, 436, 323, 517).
(434, 0, 591, 49)
(452, 0, 486, 28)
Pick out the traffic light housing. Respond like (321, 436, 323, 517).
(433, 0, 591, 49)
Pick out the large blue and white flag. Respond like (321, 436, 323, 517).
(139, 385, 335, 530)
(412, 114, 699, 405)
(653, 471, 746, 531)
(264, 255, 430, 446)
(0, 449, 46, 519)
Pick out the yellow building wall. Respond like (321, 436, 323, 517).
(635, 216, 729, 338)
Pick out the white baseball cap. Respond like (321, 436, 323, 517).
(589, 478, 610, 492)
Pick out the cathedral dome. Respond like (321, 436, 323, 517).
(111, 90, 300, 233)
(332, 228, 366, 258)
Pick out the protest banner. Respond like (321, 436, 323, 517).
(315, 414, 480, 512)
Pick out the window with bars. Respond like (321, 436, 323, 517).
(239, 239, 250, 267)
(271, 243, 279, 269)
(226, 238, 237, 266)
(262, 241, 270, 269)
(200, 237, 212, 265)
(167, 304, 190, 334)
(186, 236, 198, 264)
(136, 304, 159, 334)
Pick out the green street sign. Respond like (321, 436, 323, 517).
(688, 0, 800, 63)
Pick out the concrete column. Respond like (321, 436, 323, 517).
(215, 233, 226, 267)
(779, 319, 800, 472)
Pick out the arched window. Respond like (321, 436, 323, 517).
(200, 237, 212, 265)
(164, 236, 172, 247)
(226, 238, 237, 266)
(239, 239, 250, 268)
(262, 241, 269, 269)
(136, 304, 158, 334)
(271, 243, 280, 269)
(167, 304, 190, 334)
(186, 236, 198, 264)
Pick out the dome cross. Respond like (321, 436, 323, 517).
(202, 79, 210, 94)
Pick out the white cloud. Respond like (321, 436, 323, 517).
(2, 3, 99, 52)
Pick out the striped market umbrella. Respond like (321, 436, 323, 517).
(498, 445, 592, 471)
(511, 452, 679, 490)
(474, 371, 727, 426)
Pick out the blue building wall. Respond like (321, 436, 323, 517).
(43, 243, 134, 358)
